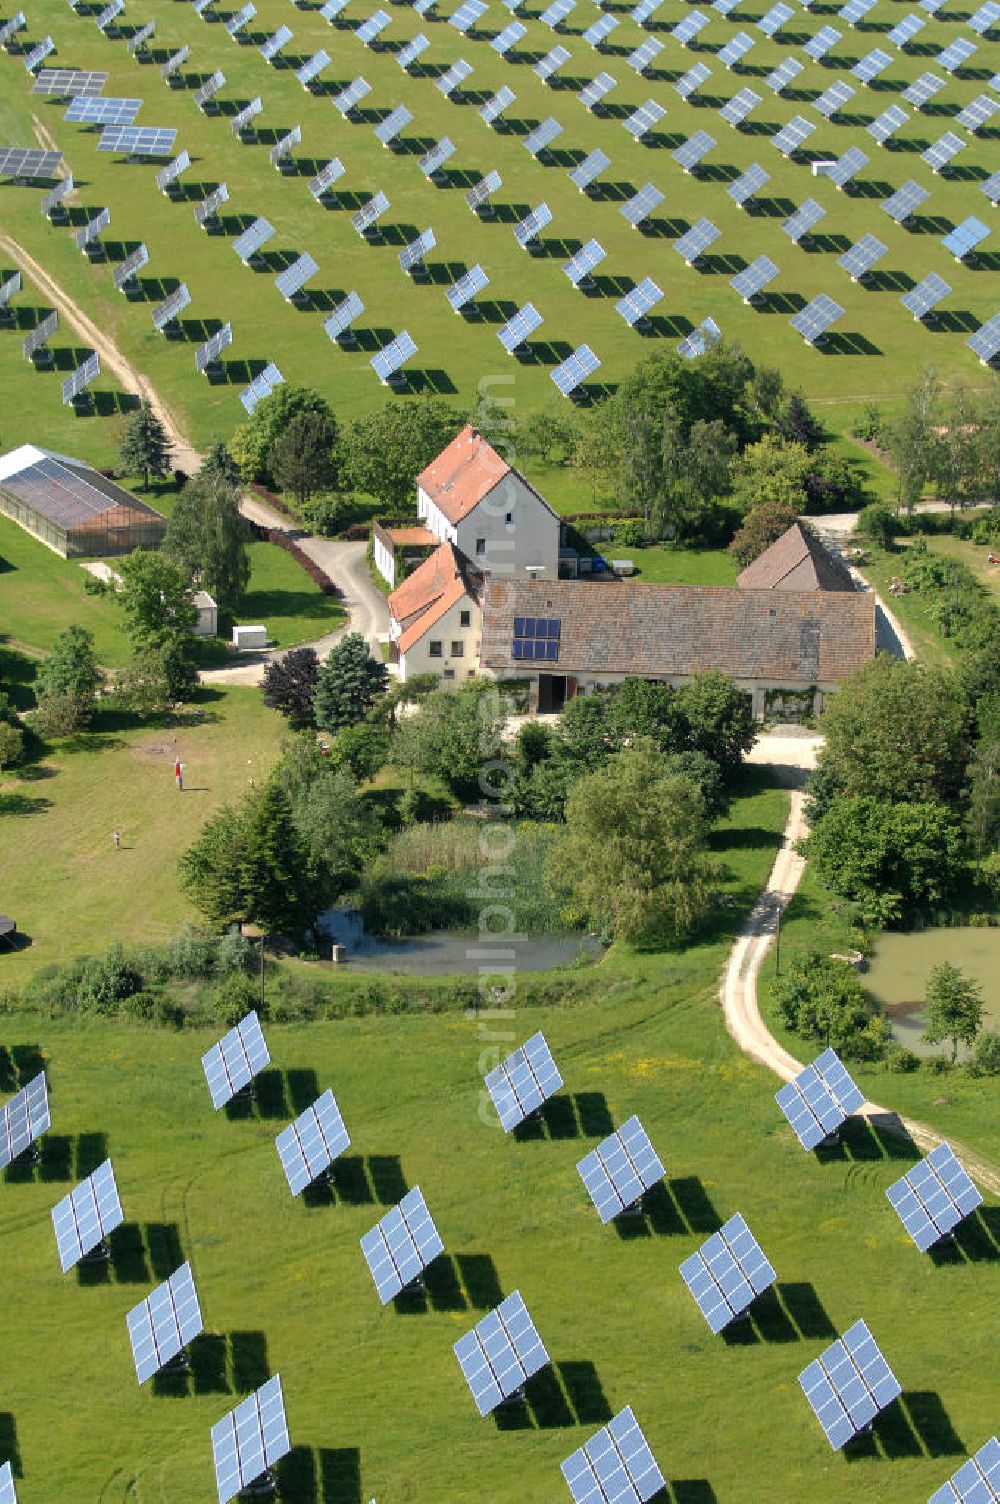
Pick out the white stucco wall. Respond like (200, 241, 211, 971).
(398, 596, 482, 683)
(373, 533, 395, 589)
(454, 475, 560, 579)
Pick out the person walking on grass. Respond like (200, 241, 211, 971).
(112, 828, 121, 850)
(174, 757, 184, 792)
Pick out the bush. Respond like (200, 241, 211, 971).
(161, 926, 227, 980)
(856, 503, 897, 551)
(612, 520, 647, 549)
(970, 507, 1000, 546)
(213, 970, 263, 1026)
(77, 944, 144, 1014)
(885, 1044, 920, 1073)
(972, 1030, 1000, 1076)
(118, 990, 157, 1022)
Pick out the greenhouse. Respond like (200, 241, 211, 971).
(0, 443, 166, 557)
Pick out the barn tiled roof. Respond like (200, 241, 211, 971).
(480, 579, 875, 684)
(389, 542, 481, 654)
(736, 523, 855, 593)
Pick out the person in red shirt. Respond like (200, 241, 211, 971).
(174, 757, 183, 791)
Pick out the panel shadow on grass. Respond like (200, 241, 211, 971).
(0, 1413, 20, 1475)
(929, 1205, 1000, 1265)
(422, 1252, 468, 1311)
(845, 1390, 964, 1462)
(455, 1251, 504, 1310)
(230, 1330, 270, 1393)
(278, 1444, 362, 1504)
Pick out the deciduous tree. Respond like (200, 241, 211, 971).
(230, 385, 336, 486)
(269, 410, 340, 509)
(162, 472, 250, 609)
(727, 502, 800, 569)
(343, 399, 463, 510)
(261, 646, 320, 729)
(923, 962, 984, 1062)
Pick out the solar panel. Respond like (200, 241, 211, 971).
(536, 43, 572, 81)
(276, 250, 319, 299)
(23, 310, 58, 359)
(412, 0, 434, 14)
(0, 269, 21, 309)
(728, 162, 769, 206)
(718, 30, 754, 66)
(677, 315, 722, 358)
(827, 145, 868, 187)
(814, 80, 855, 118)
(498, 300, 542, 351)
(775, 1046, 864, 1146)
(195, 320, 233, 372)
(321, 0, 349, 17)
(449, 0, 486, 30)
(628, 37, 664, 75)
(492, 19, 525, 52)
(446, 262, 489, 311)
(436, 58, 472, 96)
(454, 1291, 549, 1415)
(882, 178, 928, 222)
(231, 98, 262, 136)
(764, 56, 804, 94)
(127, 1263, 204, 1384)
(52, 1159, 123, 1271)
(930, 1436, 1000, 1504)
(309, 157, 345, 198)
(467, 168, 501, 211)
(371, 330, 417, 382)
(356, 6, 391, 41)
(524, 117, 562, 157)
(616, 275, 663, 327)
(0, 13, 25, 48)
(758, 0, 793, 32)
(324, 290, 364, 340)
(968, 314, 1000, 365)
(922, 131, 966, 172)
(887, 11, 924, 46)
(800, 1320, 901, 1450)
(839, 232, 887, 280)
(968, 0, 1000, 27)
(570, 148, 610, 191)
(982, 170, 1000, 206)
(680, 1212, 776, 1332)
(34, 67, 107, 95)
(943, 216, 990, 260)
(161, 44, 189, 80)
(539, 0, 574, 24)
(562, 1407, 665, 1504)
(99, 126, 177, 156)
(840, 0, 875, 20)
(193, 0, 215, 16)
(632, 0, 662, 20)
(483, 1032, 562, 1131)
(113, 243, 149, 290)
(194, 70, 225, 109)
(0, 1461, 15, 1504)
(803, 24, 840, 60)
(333, 76, 371, 115)
(673, 130, 715, 172)
(212, 1375, 290, 1504)
(396, 32, 429, 68)
(578, 72, 616, 111)
(772, 115, 815, 156)
(374, 104, 411, 147)
(481, 84, 516, 124)
(720, 87, 761, 126)
(419, 136, 455, 177)
(0, 1072, 50, 1169)
(270, 125, 301, 168)
(731, 254, 779, 301)
(399, 228, 435, 272)
(156, 149, 190, 192)
(936, 37, 976, 72)
(151, 283, 191, 330)
(919, 0, 945, 12)
(513, 201, 552, 246)
(274, 1088, 350, 1196)
(899, 271, 949, 323)
(674, 217, 721, 263)
(296, 48, 330, 87)
(902, 69, 944, 108)
(75, 207, 110, 251)
(550, 342, 600, 395)
(956, 94, 999, 133)
(126, 18, 156, 54)
(243, 361, 285, 413)
(259, 24, 292, 60)
(886, 1142, 983, 1252)
(675, 61, 711, 98)
(24, 36, 55, 71)
(583, 14, 618, 45)
(623, 100, 665, 140)
(0, 147, 63, 179)
(867, 105, 908, 145)
(201, 1010, 270, 1108)
(672, 9, 708, 45)
(65, 95, 142, 123)
(352, 191, 389, 235)
(360, 1186, 444, 1302)
(578, 1115, 664, 1219)
(233, 217, 275, 261)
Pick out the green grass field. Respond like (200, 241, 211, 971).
(238, 539, 347, 646)
(0, 0, 997, 468)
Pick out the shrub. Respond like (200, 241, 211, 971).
(885, 1044, 920, 1073)
(214, 970, 262, 1026)
(118, 990, 157, 1022)
(612, 520, 647, 549)
(161, 926, 227, 980)
(78, 944, 144, 1014)
(970, 507, 1000, 546)
(972, 1030, 1000, 1076)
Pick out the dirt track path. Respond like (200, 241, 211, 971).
(0, 232, 201, 476)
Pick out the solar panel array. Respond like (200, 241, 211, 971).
(481, 84, 516, 124)
(498, 299, 543, 352)
(276, 250, 319, 299)
(623, 99, 665, 140)
(887, 11, 924, 46)
(296, 48, 330, 87)
(23, 310, 58, 358)
(968, 0, 1000, 28)
(523, 117, 562, 158)
(0, 1072, 50, 1169)
(673, 130, 715, 172)
(514, 201, 552, 247)
(0, 1461, 14, 1504)
(24, 36, 55, 71)
(578, 72, 616, 111)
(680, 1213, 777, 1332)
(353, 190, 389, 235)
(99, 126, 177, 156)
(399, 228, 436, 272)
(562, 1408, 665, 1504)
(356, 6, 391, 42)
(930, 1437, 1000, 1504)
(937, 36, 977, 72)
(728, 163, 769, 207)
(564, 238, 606, 287)
(902, 69, 945, 108)
(765, 56, 803, 94)
(484, 1032, 562, 1131)
(839, 233, 887, 280)
(883, 179, 929, 223)
(886, 1142, 983, 1251)
(790, 294, 845, 345)
(334, 75, 371, 115)
(127, 1263, 204, 1384)
(151, 283, 191, 330)
(75, 206, 110, 252)
(309, 157, 345, 199)
(852, 46, 893, 84)
(112, 243, 149, 290)
(551, 342, 600, 395)
(65, 94, 142, 124)
(969, 315, 1000, 365)
(231, 98, 262, 137)
(34, 67, 107, 96)
(467, 168, 501, 212)
(232, 216, 275, 262)
(202, 1011, 270, 1109)
(396, 32, 429, 69)
(678, 314, 722, 357)
(803, 24, 840, 60)
(324, 289, 364, 340)
(718, 30, 754, 66)
(361, 1186, 444, 1303)
(923, 131, 966, 173)
(0, 269, 22, 309)
(161, 44, 189, 80)
(419, 136, 455, 177)
(771, 115, 815, 156)
(628, 37, 664, 75)
(535, 43, 571, 81)
(981, 171, 1000, 207)
(375, 104, 412, 146)
(578, 1116, 664, 1222)
(732, 255, 779, 301)
(867, 105, 909, 145)
(436, 58, 472, 96)
(454, 1291, 549, 1415)
(570, 148, 610, 193)
(616, 276, 663, 328)
(621, 181, 664, 226)
(675, 218, 721, 264)
(51, 1159, 123, 1272)
(776, 1048, 864, 1147)
(445, 262, 488, 312)
(827, 146, 869, 188)
(901, 271, 951, 320)
(127, 18, 156, 55)
(239, 360, 283, 413)
(720, 87, 761, 127)
(211, 1375, 290, 1504)
(956, 94, 1000, 133)
(155, 149, 190, 192)
(672, 9, 708, 45)
(259, 24, 291, 60)
(371, 329, 417, 381)
(195, 320, 233, 372)
(270, 125, 301, 168)
(193, 70, 225, 109)
(0, 13, 25, 47)
(799, 1319, 902, 1450)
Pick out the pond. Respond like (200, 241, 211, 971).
(316, 908, 603, 976)
(865, 927, 1000, 1057)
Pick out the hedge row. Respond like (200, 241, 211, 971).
(262, 529, 340, 596)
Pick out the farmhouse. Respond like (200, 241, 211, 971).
(387, 541, 484, 681)
(0, 443, 167, 558)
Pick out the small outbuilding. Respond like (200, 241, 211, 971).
(191, 591, 218, 638)
(0, 443, 167, 558)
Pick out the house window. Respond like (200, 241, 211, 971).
(505, 512, 513, 525)
(475, 538, 486, 556)
(429, 640, 443, 657)
(467, 669, 477, 677)
(451, 641, 464, 657)
(460, 610, 471, 628)
(443, 669, 455, 679)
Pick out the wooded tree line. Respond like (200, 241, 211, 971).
(858, 370, 1000, 512)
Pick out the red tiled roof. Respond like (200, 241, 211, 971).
(387, 525, 435, 547)
(389, 542, 478, 655)
(736, 523, 855, 593)
(415, 425, 513, 525)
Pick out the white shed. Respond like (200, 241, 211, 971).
(191, 590, 218, 638)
